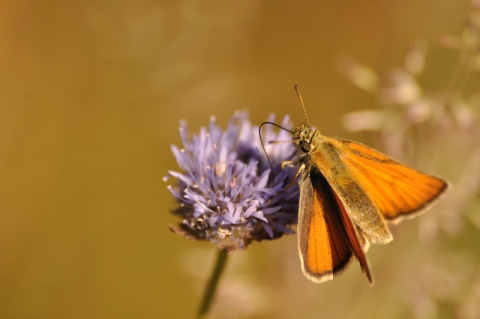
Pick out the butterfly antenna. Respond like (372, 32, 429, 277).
(294, 83, 310, 127)
(259, 121, 294, 185)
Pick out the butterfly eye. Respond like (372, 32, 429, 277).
(300, 140, 311, 153)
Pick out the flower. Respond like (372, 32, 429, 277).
(164, 111, 299, 251)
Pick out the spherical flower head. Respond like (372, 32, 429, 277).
(165, 111, 299, 251)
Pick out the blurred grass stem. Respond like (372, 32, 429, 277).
(197, 249, 229, 319)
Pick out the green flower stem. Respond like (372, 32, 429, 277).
(197, 249, 229, 319)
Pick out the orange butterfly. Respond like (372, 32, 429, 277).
(290, 85, 448, 285)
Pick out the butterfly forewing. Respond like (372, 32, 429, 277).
(298, 167, 355, 283)
(333, 139, 448, 221)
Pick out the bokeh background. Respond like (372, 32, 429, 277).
(1, 0, 479, 318)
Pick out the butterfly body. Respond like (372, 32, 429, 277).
(292, 122, 448, 285)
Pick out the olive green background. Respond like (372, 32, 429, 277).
(0, 1, 474, 318)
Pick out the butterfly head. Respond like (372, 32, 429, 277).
(293, 123, 316, 154)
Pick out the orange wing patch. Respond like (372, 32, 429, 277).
(299, 168, 355, 282)
(334, 139, 448, 221)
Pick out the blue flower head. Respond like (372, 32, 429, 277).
(165, 111, 299, 251)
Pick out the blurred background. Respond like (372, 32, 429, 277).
(1, 0, 479, 318)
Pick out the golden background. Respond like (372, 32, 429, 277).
(0, 1, 477, 318)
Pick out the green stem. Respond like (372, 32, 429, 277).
(197, 249, 229, 319)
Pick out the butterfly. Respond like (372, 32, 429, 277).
(288, 84, 448, 285)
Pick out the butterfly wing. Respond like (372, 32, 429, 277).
(309, 137, 393, 245)
(334, 139, 448, 221)
(298, 165, 372, 284)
